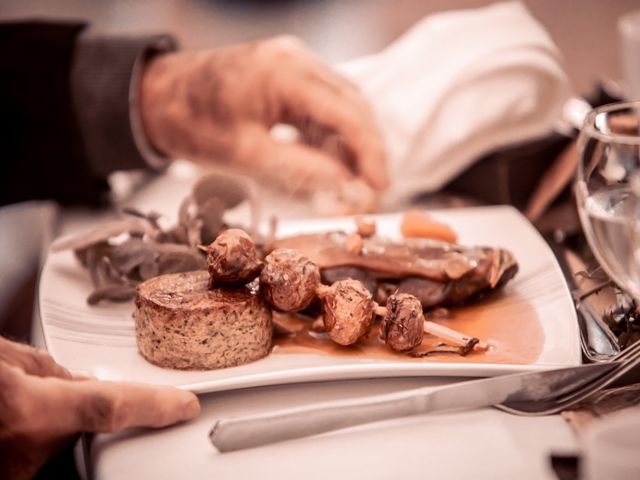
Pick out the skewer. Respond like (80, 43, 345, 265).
(423, 320, 489, 352)
(255, 246, 489, 354)
(375, 296, 489, 353)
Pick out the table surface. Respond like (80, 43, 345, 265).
(42, 163, 580, 480)
(92, 378, 576, 480)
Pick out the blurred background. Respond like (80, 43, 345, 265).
(1, 0, 638, 95)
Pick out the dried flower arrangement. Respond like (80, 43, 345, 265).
(51, 172, 261, 304)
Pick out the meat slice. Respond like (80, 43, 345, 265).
(272, 232, 517, 283)
(396, 277, 451, 308)
(134, 270, 272, 370)
(321, 266, 377, 295)
(272, 232, 518, 308)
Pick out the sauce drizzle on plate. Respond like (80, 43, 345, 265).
(273, 294, 544, 365)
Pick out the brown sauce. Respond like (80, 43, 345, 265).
(272, 293, 544, 365)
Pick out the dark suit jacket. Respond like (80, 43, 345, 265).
(0, 21, 175, 206)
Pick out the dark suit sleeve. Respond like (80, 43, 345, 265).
(71, 28, 176, 178)
(0, 21, 176, 207)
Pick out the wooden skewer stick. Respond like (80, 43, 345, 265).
(374, 303, 489, 352)
(423, 320, 489, 352)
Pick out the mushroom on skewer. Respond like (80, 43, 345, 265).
(316, 279, 375, 346)
(260, 249, 320, 313)
(375, 293, 424, 352)
(200, 228, 263, 287)
(375, 293, 489, 353)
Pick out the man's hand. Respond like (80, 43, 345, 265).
(0, 337, 200, 480)
(140, 36, 388, 196)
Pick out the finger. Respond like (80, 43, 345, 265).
(65, 380, 200, 433)
(235, 126, 355, 195)
(9, 373, 200, 435)
(298, 126, 358, 176)
(0, 336, 72, 379)
(276, 68, 389, 190)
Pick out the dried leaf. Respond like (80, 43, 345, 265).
(56, 171, 262, 303)
(155, 242, 206, 274)
(85, 246, 102, 288)
(105, 256, 129, 282)
(87, 284, 137, 305)
(192, 172, 262, 237)
(197, 198, 226, 245)
(156, 250, 206, 275)
(192, 172, 249, 210)
(94, 256, 123, 286)
(160, 225, 189, 245)
(109, 238, 157, 274)
(51, 219, 151, 252)
(138, 260, 160, 280)
(155, 242, 204, 256)
(122, 206, 163, 231)
(74, 241, 110, 268)
(186, 218, 204, 247)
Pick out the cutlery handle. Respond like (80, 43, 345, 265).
(209, 392, 423, 452)
(209, 374, 522, 452)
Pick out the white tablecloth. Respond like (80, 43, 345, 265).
(91, 377, 576, 480)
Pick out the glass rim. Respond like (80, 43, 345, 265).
(582, 100, 640, 145)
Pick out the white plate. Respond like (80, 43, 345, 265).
(39, 206, 581, 394)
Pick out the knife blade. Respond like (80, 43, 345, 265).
(209, 362, 615, 452)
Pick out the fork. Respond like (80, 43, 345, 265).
(496, 339, 640, 415)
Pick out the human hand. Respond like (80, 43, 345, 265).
(140, 36, 388, 197)
(0, 337, 199, 480)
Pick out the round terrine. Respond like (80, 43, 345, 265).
(134, 270, 272, 370)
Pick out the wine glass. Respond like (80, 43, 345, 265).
(576, 101, 640, 301)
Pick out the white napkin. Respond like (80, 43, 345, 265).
(338, 1, 571, 204)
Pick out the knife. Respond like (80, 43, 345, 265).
(209, 362, 615, 452)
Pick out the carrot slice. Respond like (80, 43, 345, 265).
(400, 210, 458, 243)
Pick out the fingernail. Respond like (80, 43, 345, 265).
(182, 396, 201, 420)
